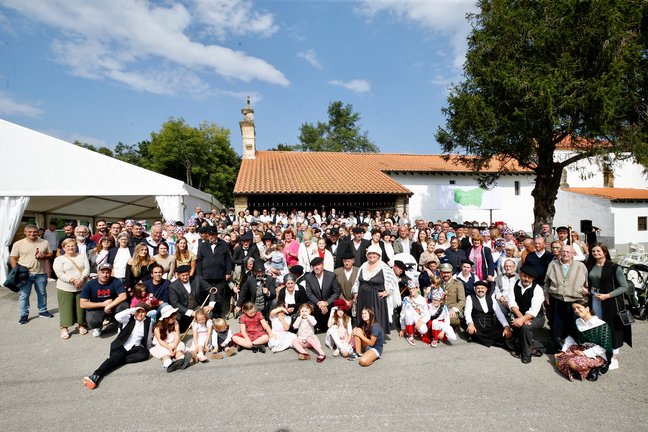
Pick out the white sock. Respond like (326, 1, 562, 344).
(163, 358, 172, 368)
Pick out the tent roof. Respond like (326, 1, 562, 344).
(0, 119, 219, 219)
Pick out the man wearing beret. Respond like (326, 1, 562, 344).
(170, 264, 218, 332)
(508, 265, 546, 364)
(304, 256, 341, 332)
(334, 249, 360, 314)
(439, 262, 465, 328)
(465, 280, 512, 348)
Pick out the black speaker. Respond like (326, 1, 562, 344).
(580, 219, 592, 233)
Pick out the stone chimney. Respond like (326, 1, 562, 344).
(240, 96, 256, 159)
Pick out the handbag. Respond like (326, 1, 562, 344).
(615, 309, 635, 327)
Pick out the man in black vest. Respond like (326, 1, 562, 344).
(196, 226, 232, 318)
(235, 260, 275, 317)
(83, 302, 153, 389)
(508, 265, 546, 364)
(465, 280, 512, 348)
(169, 265, 218, 332)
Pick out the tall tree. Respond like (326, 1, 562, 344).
(436, 0, 648, 233)
(148, 118, 240, 206)
(296, 101, 379, 152)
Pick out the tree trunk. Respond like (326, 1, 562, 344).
(185, 164, 192, 186)
(531, 160, 563, 236)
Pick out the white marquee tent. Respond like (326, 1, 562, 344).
(0, 119, 222, 281)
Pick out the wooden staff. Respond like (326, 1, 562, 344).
(180, 286, 219, 341)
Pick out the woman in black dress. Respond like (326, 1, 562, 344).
(353, 245, 400, 334)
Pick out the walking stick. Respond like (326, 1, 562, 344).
(180, 286, 219, 341)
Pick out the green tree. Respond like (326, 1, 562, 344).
(148, 118, 240, 206)
(436, 0, 648, 233)
(296, 101, 379, 152)
(74, 141, 114, 157)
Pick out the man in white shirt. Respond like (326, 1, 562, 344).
(508, 265, 546, 364)
(465, 280, 512, 348)
(83, 302, 154, 390)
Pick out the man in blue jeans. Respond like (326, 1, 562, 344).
(9, 224, 54, 324)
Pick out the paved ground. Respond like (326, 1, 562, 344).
(1, 282, 646, 431)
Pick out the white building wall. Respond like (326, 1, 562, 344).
(610, 204, 648, 246)
(391, 173, 536, 231)
(554, 190, 614, 236)
(555, 150, 648, 188)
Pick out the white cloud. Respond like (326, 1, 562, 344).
(357, 0, 477, 70)
(297, 49, 323, 69)
(68, 133, 107, 148)
(0, 92, 43, 117)
(193, 0, 278, 40)
(328, 79, 371, 94)
(1, 0, 288, 97)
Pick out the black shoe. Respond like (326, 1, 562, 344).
(257, 346, 266, 354)
(39, 311, 54, 319)
(531, 348, 543, 357)
(347, 352, 360, 361)
(586, 367, 599, 382)
(571, 371, 582, 381)
(251, 347, 258, 353)
(600, 360, 610, 375)
(521, 357, 531, 364)
(180, 353, 192, 369)
(167, 359, 182, 373)
(237, 345, 243, 352)
(18, 315, 28, 325)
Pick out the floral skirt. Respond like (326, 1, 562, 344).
(557, 344, 605, 381)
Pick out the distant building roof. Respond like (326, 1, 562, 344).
(234, 151, 528, 195)
(563, 187, 648, 201)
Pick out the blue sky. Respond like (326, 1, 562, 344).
(0, 0, 477, 155)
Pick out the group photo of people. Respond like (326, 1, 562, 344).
(7, 206, 633, 389)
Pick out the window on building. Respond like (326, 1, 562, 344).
(639, 216, 647, 231)
(449, 180, 455, 185)
(603, 166, 615, 188)
(514, 181, 520, 196)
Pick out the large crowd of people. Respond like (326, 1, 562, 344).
(7, 206, 632, 389)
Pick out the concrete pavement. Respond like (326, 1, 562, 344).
(0, 282, 646, 431)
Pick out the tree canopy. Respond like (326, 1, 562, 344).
(75, 118, 240, 206)
(291, 101, 379, 152)
(435, 0, 648, 232)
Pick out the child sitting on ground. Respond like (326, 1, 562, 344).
(268, 304, 297, 353)
(399, 279, 430, 346)
(187, 308, 212, 362)
(232, 303, 273, 353)
(349, 306, 383, 367)
(325, 298, 353, 357)
(211, 318, 237, 359)
(427, 288, 457, 348)
(292, 303, 327, 362)
(150, 305, 192, 372)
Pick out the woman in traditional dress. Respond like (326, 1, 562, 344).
(585, 243, 631, 361)
(352, 245, 401, 334)
(555, 301, 613, 381)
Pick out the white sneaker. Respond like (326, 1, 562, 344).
(333, 349, 340, 357)
(92, 328, 102, 338)
(609, 357, 619, 370)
